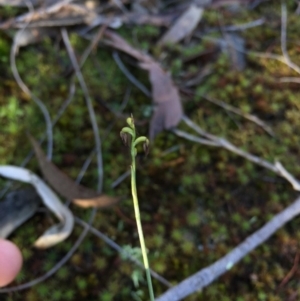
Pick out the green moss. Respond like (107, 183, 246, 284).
(186, 211, 201, 227)
(1, 1, 300, 300)
(100, 290, 114, 301)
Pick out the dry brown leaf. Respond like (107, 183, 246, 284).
(158, 5, 203, 46)
(1, 3, 97, 29)
(0, 189, 41, 238)
(140, 62, 178, 103)
(104, 30, 152, 63)
(224, 33, 246, 71)
(0, 0, 42, 7)
(14, 28, 59, 53)
(28, 134, 120, 208)
(104, 30, 183, 139)
(140, 62, 183, 139)
(73, 196, 120, 208)
(121, 13, 173, 27)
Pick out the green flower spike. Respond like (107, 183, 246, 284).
(120, 116, 154, 301)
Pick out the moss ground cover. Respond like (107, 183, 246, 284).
(1, 1, 300, 300)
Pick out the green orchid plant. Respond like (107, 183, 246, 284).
(120, 116, 154, 301)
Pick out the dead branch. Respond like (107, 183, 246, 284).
(75, 217, 172, 288)
(0, 209, 97, 293)
(10, 2, 54, 160)
(156, 195, 300, 301)
(180, 116, 300, 191)
(61, 28, 103, 193)
(201, 94, 274, 136)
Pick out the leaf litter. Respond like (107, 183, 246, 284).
(104, 30, 183, 139)
(0, 0, 287, 298)
(28, 134, 120, 208)
(0, 189, 41, 239)
(158, 4, 204, 46)
(0, 165, 74, 248)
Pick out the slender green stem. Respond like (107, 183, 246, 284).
(122, 117, 154, 301)
(131, 155, 155, 301)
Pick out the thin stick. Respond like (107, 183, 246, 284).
(275, 161, 300, 191)
(75, 217, 172, 287)
(112, 51, 151, 97)
(0, 81, 76, 199)
(221, 18, 265, 32)
(172, 128, 220, 147)
(79, 25, 107, 69)
(61, 28, 103, 193)
(279, 77, 300, 83)
(199, 8, 300, 76)
(281, 2, 292, 68)
(1, 27, 107, 292)
(278, 252, 299, 289)
(0, 209, 97, 293)
(10, 3, 53, 160)
(181, 116, 300, 191)
(201, 94, 274, 136)
(156, 195, 300, 301)
(1, 22, 102, 196)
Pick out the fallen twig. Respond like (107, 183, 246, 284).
(180, 116, 300, 191)
(278, 252, 299, 289)
(0, 210, 96, 293)
(61, 28, 103, 193)
(75, 217, 172, 287)
(201, 94, 274, 136)
(172, 128, 220, 147)
(156, 195, 300, 301)
(10, 2, 53, 160)
(112, 51, 151, 97)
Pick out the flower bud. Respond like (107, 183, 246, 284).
(126, 116, 135, 129)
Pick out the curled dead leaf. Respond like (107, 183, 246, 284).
(0, 189, 41, 239)
(0, 165, 74, 248)
(140, 62, 183, 139)
(104, 30, 183, 139)
(28, 134, 120, 208)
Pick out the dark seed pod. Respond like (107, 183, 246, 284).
(120, 132, 129, 146)
(143, 140, 149, 156)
